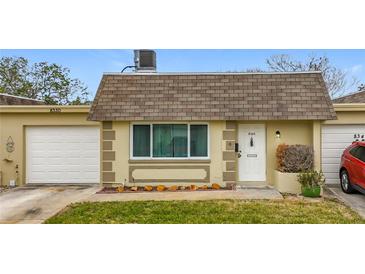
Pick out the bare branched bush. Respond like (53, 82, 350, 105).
(276, 144, 314, 173)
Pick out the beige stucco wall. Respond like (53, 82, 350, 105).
(0, 106, 100, 186)
(239, 121, 315, 186)
(111, 121, 225, 186)
(323, 111, 365, 125)
(109, 120, 316, 187)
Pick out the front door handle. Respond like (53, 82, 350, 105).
(238, 150, 242, 158)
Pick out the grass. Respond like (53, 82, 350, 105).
(45, 198, 364, 224)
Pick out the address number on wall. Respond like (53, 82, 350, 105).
(49, 108, 61, 112)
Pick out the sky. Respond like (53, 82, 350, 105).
(1, 49, 365, 98)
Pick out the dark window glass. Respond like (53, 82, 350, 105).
(190, 125, 208, 157)
(349, 146, 360, 158)
(356, 146, 365, 162)
(133, 125, 150, 157)
(153, 124, 188, 157)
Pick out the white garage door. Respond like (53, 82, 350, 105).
(321, 125, 365, 184)
(26, 126, 100, 184)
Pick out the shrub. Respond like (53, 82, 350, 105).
(276, 143, 289, 171)
(297, 170, 325, 188)
(276, 144, 314, 173)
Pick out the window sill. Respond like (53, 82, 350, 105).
(129, 159, 211, 164)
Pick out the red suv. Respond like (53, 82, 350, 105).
(340, 141, 365, 194)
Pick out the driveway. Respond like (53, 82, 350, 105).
(326, 185, 365, 219)
(0, 185, 100, 224)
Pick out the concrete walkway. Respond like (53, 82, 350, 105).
(0, 185, 100, 224)
(326, 185, 365, 219)
(87, 186, 283, 202)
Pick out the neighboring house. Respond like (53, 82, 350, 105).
(0, 57, 364, 188)
(0, 93, 44, 105)
(88, 72, 335, 187)
(333, 90, 365, 103)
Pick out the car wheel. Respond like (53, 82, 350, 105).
(340, 170, 355, 194)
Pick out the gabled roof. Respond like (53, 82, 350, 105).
(332, 90, 365, 103)
(88, 72, 336, 121)
(0, 93, 44, 105)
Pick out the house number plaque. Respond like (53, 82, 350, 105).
(50, 108, 61, 113)
(354, 133, 365, 141)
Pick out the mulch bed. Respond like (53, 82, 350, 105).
(96, 186, 232, 194)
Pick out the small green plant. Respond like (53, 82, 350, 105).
(297, 170, 325, 188)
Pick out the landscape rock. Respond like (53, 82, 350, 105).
(130, 186, 138, 192)
(190, 185, 198, 191)
(212, 183, 221, 190)
(168, 185, 178, 191)
(156, 185, 166, 192)
(144, 185, 153, 192)
(199, 185, 208, 190)
(116, 186, 124, 193)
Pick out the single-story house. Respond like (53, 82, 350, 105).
(0, 73, 364, 188)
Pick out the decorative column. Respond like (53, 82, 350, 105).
(222, 121, 237, 188)
(102, 121, 116, 185)
(312, 121, 321, 171)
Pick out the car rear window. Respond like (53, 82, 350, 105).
(357, 146, 365, 162)
(349, 145, 365, 162)
(349, 146, 360, 157)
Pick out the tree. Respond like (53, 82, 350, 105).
(0, 56, 90, 105)
(265, 54, 360, 98)
(358, 83, 365, 92)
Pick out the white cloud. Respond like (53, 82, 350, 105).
(351, 64, 363, 73)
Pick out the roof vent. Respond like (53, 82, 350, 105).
(134, 50, 156, 72)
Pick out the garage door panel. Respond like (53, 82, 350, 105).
(322, 134, 359, 143)
(321, 148, 344, 158)
(321, 124, 364, 185)
(321, 142, 352, 149)
(322, 125, 365, 133)
(326, 178, 339, 184)
(322, 163, 340, 174)
(26, 126, 100, 184)
(322, 157, 341, 164)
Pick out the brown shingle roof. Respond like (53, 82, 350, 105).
(88, 72, 336, 121)
(332, 90, 365, 103)
(0, 93, 44, 105)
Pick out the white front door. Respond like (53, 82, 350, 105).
(238, 124, 266, 181)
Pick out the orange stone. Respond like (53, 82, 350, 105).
(199, 185, 208, 190)
(211, 183, 221, 190)
(156, 185, 166, 192)
(168, 185, 178, 191)
(116, 186, 124, 193)
(190, 185, 198, 191)
(144, 185, 153, 192)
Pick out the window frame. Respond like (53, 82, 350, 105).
(130, 122, 210, 160)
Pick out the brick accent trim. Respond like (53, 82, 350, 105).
(222, 121, 237, 186)
(102, 121, 116, 184)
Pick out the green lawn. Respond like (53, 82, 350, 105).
(45, 198, 364, 224)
